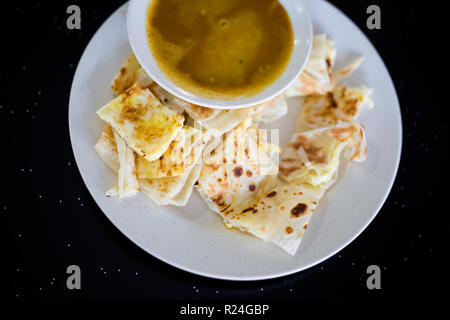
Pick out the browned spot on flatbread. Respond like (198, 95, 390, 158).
(345, 104, 358, 117)
(327, 92, 337, 108)
(233, 166, 243, 177)
(241, 207, 254, 214)
(212, 194, 226, 208)
(279, 163, 304, 177)
(220, 204, 231, 213)
(246, 170, 253, 177)
(249, 184, 256, 192)
(280, 158, 298, 163)
(208, 164, 221, 172)
(290, 134, 308, 148)
(289, 135, 326, 164)
(285, 226, 293, 234)
(266, 191, 277, 198)
(337, 87, 363, 119)
(325, 58, 332, 70)
(304, 146, 326, 163)
(291, 203, 308, 218)
(303, 224, 308, 230)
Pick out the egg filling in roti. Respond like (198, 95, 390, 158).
(97, 84, 185, 162)
(136, 125, 204, 179)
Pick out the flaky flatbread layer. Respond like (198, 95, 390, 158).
(97, 84, 184, 162)
(285, 34, 363, 98)
(296, 85, 373, 132)
(280, 123, 367, 189)
(106, 129, 139, 198)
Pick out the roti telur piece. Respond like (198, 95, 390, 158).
(280, 123, 367, 190)
(296, 85, 373, 132)
(224, 181, 324, 256)
(285, 34, 335, 97)
(97, 83, 185, 162)
(196, 122, 282, 225)
(110, 54, 142, 96)
(285, 34, 363, 98)
(110, 53, 154, 96)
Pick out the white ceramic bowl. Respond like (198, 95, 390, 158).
(127, 0, 312, 109)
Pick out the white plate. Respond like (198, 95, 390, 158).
(69, 0, 402, 280)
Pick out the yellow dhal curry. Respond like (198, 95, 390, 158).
(147, 0, 294, 100)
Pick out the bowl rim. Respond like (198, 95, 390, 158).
(127, 0, 313, 109)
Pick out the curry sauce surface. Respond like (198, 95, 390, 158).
(147, 0, 294, 99)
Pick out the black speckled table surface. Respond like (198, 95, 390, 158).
(2, 0, 448, 300)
